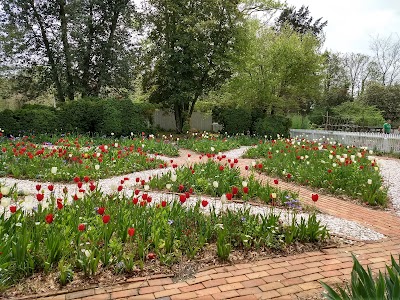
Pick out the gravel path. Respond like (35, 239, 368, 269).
(0, 146, 394, 242)
(375, 157, 400, 216)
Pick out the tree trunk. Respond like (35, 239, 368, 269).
(81, 2, 95, 97)
(174, 103, 184, 133)
(30, 0, 65, 102)
(58, 0, 75, 100)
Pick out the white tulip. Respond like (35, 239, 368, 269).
(51, 166, 58, 174)
(242, 181, 248, 187)
(1, 186, 10, 196)
(171, 174, 177, 182)
(367, 179, 372, 185)
(213, 181, 219, 188)
(1, 197, 11, 207)
(95, 164, 100, 170)
(144, 185, 150, 191)
(166, 184, 172, 190)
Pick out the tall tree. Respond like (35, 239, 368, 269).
(370, 34, 400, 86)
(343, 52, 371, 98)
(211, 22, 323, 116)
(275, 5, 327, 40)
(0, 0, 138, 102)
(142, 0, 245, 132)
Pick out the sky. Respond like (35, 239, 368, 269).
(285, 0, 400, 55)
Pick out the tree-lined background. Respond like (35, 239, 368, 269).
(1, 0, 399, 133)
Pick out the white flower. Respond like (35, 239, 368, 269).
(15, 222, 22, 227)
(357, 152, 362, 158)
(215, 223, 224, 230)
(220, 194, 227, 203)
(96, 152, 101, 157)
(367, 179, 372, 185)
(369, 150, 373, 154)
(95, 164, 100, 170)
(339, 157, 345, 163)
(51, 166, 58, 174)
(210, 147, 215, 152)
(104, 145, 108, 150)
(69, 153, 72, 158)
(1, 186, 10, 196)
(111, 132, 114, 136)
(166, 184, 172, 190)
(251, 161, 256, 167)
(374, 167, 379, 171)
(1, 197, 11, 207)
(242, 181, 248, 187)
(213, 181, 219, 188)
(171, 174, 177, 182)
(144, 185, 150, 191)
(332, 163, 337, 167)
(131, 132, 134, 136)
(350, 155, 355, 161)
(343, 154, 347, 158)
(271, 193, 277, 199)
(114, 143, 119, 147)
(77, 191, 84, 199)
(329, 155, 333, 160)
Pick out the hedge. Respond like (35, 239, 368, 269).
(0, 99, 155, 136)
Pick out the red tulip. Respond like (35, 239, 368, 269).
(132, 197, 139, 204)
(234, 158, 238, 164)
(57, 202, 63, 210)
(286, 173, 292, 179)
(257, 163, 263, 169)
(147, 196, 152, 203)
(141, 180, 145, 186)
(97, 207, 105, 215)
(147, 252, 156, 260)
(161, 200, 167, 207)
(135, 177, 140, 183)
(78, 223, 85, 231)
(226, 193, 233, 200)
(77, 181, 83, 188)
(83, 176, 90, 183)
(48, 185, 54, 192)
(142, 194, 148, 200)
(36, 184, 41, 191)
(219, 165, 224, 171)
(179, 194, 186, 204)
(89, 184, 96, 191)
(73, 176, 80, 183)
(134, 189, 140, 195)
(201, 200, 208, 207)
(36, 193, 44, 201)
(9, 205, 17, 213)
(274, 179, 279, 184)
(127, 227, 135, 237)
(102, 215, 110, 224)
(327, 169, 332, 173)
(245, 165, 249, 170)
(45, 214, 54, 224)
(178, 184, 184, 191)
(185, 192, 190, 199)
(117, 185, 123, 192)
(311, 194, 319, 202)
(243, 187, 249, 194)
(232, 186, 238, 195)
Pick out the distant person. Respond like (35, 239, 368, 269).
(383, 120, 392, 134)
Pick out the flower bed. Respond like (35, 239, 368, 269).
(245, 137, 387, 206)
(177, 134, 256, 154)
(0, 136, 176, 181)
(0, 183, 329, 291)
(149, 160, 299, 206)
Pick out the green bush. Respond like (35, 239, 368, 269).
(213, 107, 252, 134)
(0, 99, 155, 136)
(253, 115, 291, 138)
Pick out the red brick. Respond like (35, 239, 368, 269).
(226, 275, 249, 284)
(298, 281, 321, 291)
(163, 282, 189, 290)
(301, 273, 324, 282)
(237, 287, 262, 296)
(259, 281, 284, 292)
(213, 290, 240, 300)
(203, 278, 227, 288)
(320, 270, 343, 277)
(210, 272, 233, 279)
(276, 285, 303, 295)
(262, 274, 285, 283)
(242, 278, 265, 288)
(111, 289, 138, 298)
(231, 268, 253, 276)
(127, 294, 155, 300)
(66, 289, 95, 300)
(179, 283, 205, 293)
(138, 285, 164, 295)
(170, 292, 198, 300)
(148, 277, 173, 286)
(195, 287, 220, 297)
(246, 271, 269, 279)
(258, 290, 281, 299)
(302, 267, 323, 275)
(219, 282, 244, 292)
(267, 268, 288, 275)
(322, 259, 342, 266)
(187, 275, 212, 285)
(154, 288, 181, 298)
(282, 270, 304, 279)
(280, 277, 304, 286)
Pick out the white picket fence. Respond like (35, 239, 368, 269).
(290, 129, 400, 153)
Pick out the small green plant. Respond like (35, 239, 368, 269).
(321, 255, 400, 299)
(216, 225, 231, 261)
(58, 259, 73, 286)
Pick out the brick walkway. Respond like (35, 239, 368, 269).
(10, 150, 400, 300)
